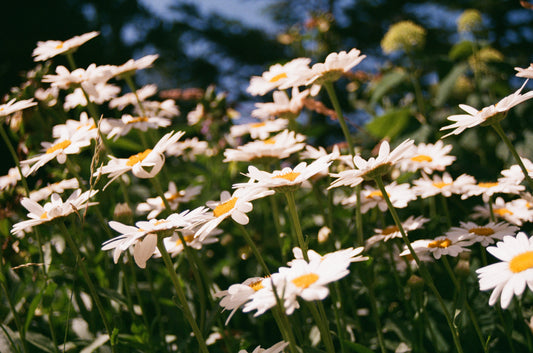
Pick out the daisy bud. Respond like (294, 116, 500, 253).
(454, 258, 471, 278)
(114, 202, 133, 224)
(318, 226, 331, 243)
(407, 274, 424, 289)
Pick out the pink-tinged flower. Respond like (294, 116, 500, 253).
(32, 31, 99, 61)
(441, 82, 533, 137)
(329, 139, 414, 188)
(477, 232, 533, 309)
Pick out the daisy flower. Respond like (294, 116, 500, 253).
(366, 215, 429, 249)
(20, 132, 92, 176)
(108, 84, 158, 110)
(402, 234, 471, 260)
(100, 114, 171, 140)
(215, 276, 269, 325)
(137, 99, 180, 119)
(42, 64, 115, 97)
(399, 140, 456, 174)
(251, 87, 309, 120)
(223, 130, 306, 162)
(239, 341, 289, 353)
(94, 130, 185, 188)
(11, 189, 98, 235)
(32, 31, 99, 61)
(230, 118, 289, 140)
(445, 221, 519, 247)
(282, 48, 366, 88)
(0, 166, 28, 190)
(461, 178, 524, 202)
(111, 54, 159, 78)
(102, 207, 211, 267)
(136, 182, 202, 219)
(0, 98, 37, 117)
(440, 82, 533, 137)
(472, 196, 532, 226)
(156, 227, 220, 258)
(412, 172, 476, 198)
(515, 63, 533, 79)
(341, 182, 416, 213)
(195, 187, 274, 241)
(165, 137, 210, 160)
(329, 139, 414, 189)
(234, 155, 332, 192)
(477, 232, 533, 309)
(29, 178, 79, 202)
(500, 157, 533, 184)
(52, 112, 98, 141)
(63, 83, 120, 110)
(247, 57, 311, 96)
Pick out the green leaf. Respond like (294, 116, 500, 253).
(25, 331, 55, 353)
(369, 69, 408, 105)
(449, 40, 474, 61)
(434, 63, 468, 107)
(342, 341, 375, 353)
(366, 108, 412, 140)
(0, 324, 20, 353)
(24, 291, 44, 334)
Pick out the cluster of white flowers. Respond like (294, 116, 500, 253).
(216, 247, 367, 321)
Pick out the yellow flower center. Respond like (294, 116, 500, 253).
(263, 138, 276, 145)
(273, 171, 301, 182)
(382, 225, 400, 235)
(40, 212, 48, 219)
(432, 182, 450, 189)
(469, 227, 495, 236)
(291, 273, 319, 289)
(411, 154, 433, 163)
(478, 182, 499, 188)
(213, 197, 238, 217)
(46, 140, 71, 154)
(428, 238, 452, 248)
(126, 149, 152, 166)
(76, 123, 97, 130)
(269, 72, 288, 83)
(175, 234, 195, 246)
(249, 279, 264, 291)
(55, 42, 64, 50)
(494, 208, 512, 216)
(366, 190, 389, 199)
(509, 251, 533, 273)
(126, 116, 149, 124)
(166, 190, 186, 202)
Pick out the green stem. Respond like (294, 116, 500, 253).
(441, 256, 487, 353)
(306, 302, 336, 353)
(0, 280, 28, 353)
(156, 237, 209, 353)
(367, 276, 386, 353)
(324, 82, 364, 245)
(237, 223, 270, 275)
(374, 176, 464, 353)
(284, 191, 308, 261)
(0, 123, 30, 196)
(491, 121, 533, 191)
(58, 221, 116, 352)
(123, 75, 147, 117)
